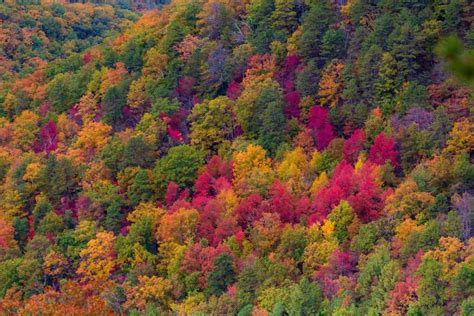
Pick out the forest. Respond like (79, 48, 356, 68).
(0, 0, 473, 315)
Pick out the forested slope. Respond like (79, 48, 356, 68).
(0, 0, 473, 315)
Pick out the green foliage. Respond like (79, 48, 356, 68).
(207, 253, 236, 296)
(153, 145, 204, 194)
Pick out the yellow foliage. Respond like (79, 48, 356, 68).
(322, 219, 335, 239)
(77, 92, 98, 124)
(278, 147, 310, 193)
(99, 62, 127, 96)
(354, 152, 366, 172)
(444, 118, 474, 156)
(233, 144, 275, 196)
(128, 76, 151, 109)
(310, 171, 329, 195)
(303, 239, 338, 275)
(43, 251, 68, 277)
(0, 189, 24, 220)
(216, 188, 239, 217)
(143, 48, 168, 80)
(287, 26, 302, 55)
(12, 110, 40, 151)
(318, 62, 345, 108)
(77, 231, 116, 282)
(72, 121, 112, 161)
(127, 202, 166, 228)
(395, 219, 424, 242)
(384, 179, 435, 220)
(309, 150, 322, 172)
(125, 275, 172, 311)
(425, 237, 465, 276)
(157, 241, 187, 276)
(157, 208, 199, 244)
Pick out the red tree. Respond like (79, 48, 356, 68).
(369, 133, 399, 167)
(343, 129, 366, 164)
(308, 106, 334, 150)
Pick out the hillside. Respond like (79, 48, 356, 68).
(0, 0, 473, 315)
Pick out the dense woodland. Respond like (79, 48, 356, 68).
(0, 0, 473, 315)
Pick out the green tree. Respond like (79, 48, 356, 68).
(297, 0, 334, 62)
(190, 96, 235, 154)
(154, 145, 204, 195)
(415, 256, 447, 314)
(208, 253, 236, 296)
(128, 169, 153, 207)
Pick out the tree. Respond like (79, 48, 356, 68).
(343, 129, 366, 164)
(12, 110, 39, 151)
(207, 253, 236, 296)
(235, 78, 286, 154)
(157, 208, 199, 244)
(328, 200, 355, 244)
(128, 169, 153, 207)
(443, 118, 474, 156)
(77, 231, 117, 282)
(321, 28, 346, 61)
(190, 96, 235, 154)
(308, 106, 334, 150)
(232, 144, 275, 196)
(271, 0, 298, 39)
(154, 145, 204, 196)
(297, 0, 334, 61)
(72, 121, 112, 161)
(415, 255, 447, 314)
(369, 133, 399, 167)
(375, 52, 399, 112)
(37, 155, 78, 204)
(102, 80, 129, 130)
(318, 61, 345, 108)
(123, 135, 156, 169)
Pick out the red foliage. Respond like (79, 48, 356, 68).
(284, 91, 301, 119)
(308, 106, 334, 150)
(265, 180, 296, 223)
(234, 194, 263, 229)
(181, 243, 231, 287)
(167, 126, 183, 141)
(213, 217, 239, 245)
(275, 55, 301, 91)
(309, 161, 386, 224)
(175, 76, 195, 103)
(35, 120, 58, 153)
(386, 251, 423, 314)
(82, 51, 92, 65)
(194, 156, 233, 199)
(226, 81, 242, 100)
(206, 156, 233, 181)
(369, 133, 399, 167)
(39, 103, 50, 116)
(343, 129, 366, 164)
(165, 182, 180, 207)
(195, 171, 214, 197)
(198, 199, 222, 243)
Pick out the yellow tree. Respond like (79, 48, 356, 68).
(157, 208, 199, 244)
(190, 96, 235, 154)
(143, 48, 168, 80)
(232, 144, 275, 196)
(277, 147, 310, 194)
(71, 121, 112, 162)
(318, 61, 345, 108)
(77, 231, 117, 282)
(443, 118, 474, 156)
(77, 92, 99, 124)
(124, 275, 173, 311)
(12, 110, 40, 151)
